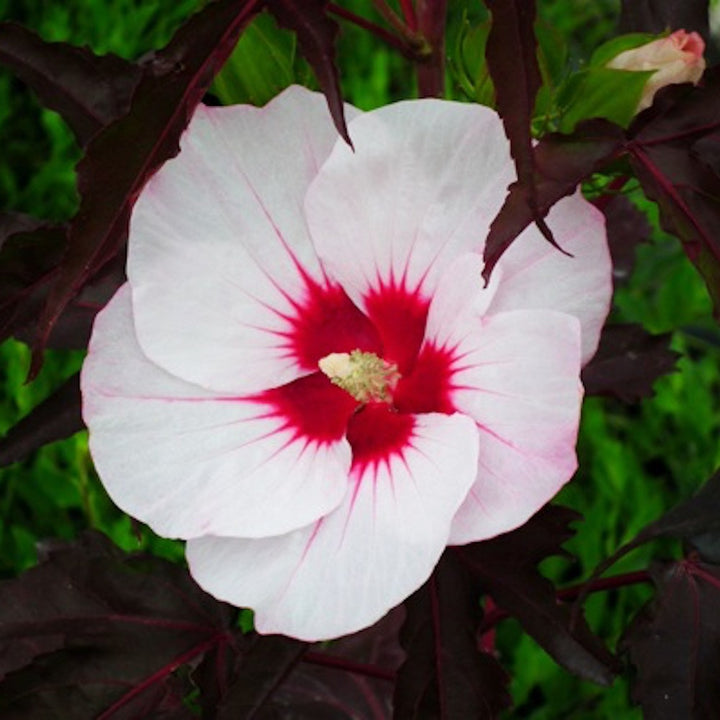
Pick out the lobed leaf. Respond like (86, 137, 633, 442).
(483, 0, 557, 277)
(621, 558, 720, 719)
(483, 119, 624, 281)
(600, 193, 651, 284)
(265, 0, 350, 144)
(574, 469, 720, 613)
(393, 552, 511, 720)
(217, 635, 307, 719)
(457, 506, 618, 686)
(262, 610, 403, 719)
(0, 532, 239, 718)
(618, 0, 710, 42)
(626, 67, 720, 318)
(0, 22, 141, 147)
(0, 371, 82, 468)
(581, 323, 680, 402)
(30, 0, 260, 379)
(0, 216, 66, 346)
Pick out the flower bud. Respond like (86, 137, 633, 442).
(606, 30, 706, 111)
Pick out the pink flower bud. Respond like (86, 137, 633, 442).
(606, 29, 706, 110)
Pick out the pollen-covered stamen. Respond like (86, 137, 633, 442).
(318, 350, 400, 403)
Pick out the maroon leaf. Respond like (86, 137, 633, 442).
(626, 66, 720, 318)
(601, 193, 651, 285)
(0, 214, 124, 354)
(581, 323, 680, 402)
(0, 532, 239, 718)
(30, 0, 260, 379)
(263, 609, 404, 719)
(483, 0, 555, 268)
(457, 505, 617, 685)
(0, 372, 82, 468)
(621, 558, 720, 719)
(483, 119, 624, 282)
(0, 216, 66, 345)
(619, 0, 710, 43)
(266, 0, 350, 145)
(573, 469, 720, 612)
(217, 635, 307, 719)
(0, 22, 140, 147)
(393, 552, 511, 720)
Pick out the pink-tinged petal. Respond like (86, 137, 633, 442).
(305, 99, 514, 317)
(412, 254, 584, 543)
(488, 191, 612, 364)
(127, 85, 364, 394)
(81, 284, 354, 540)
(186, 411, 479, 641)
(446, 309, 582, 544)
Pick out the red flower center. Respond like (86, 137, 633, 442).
(253, 277, 458, 470)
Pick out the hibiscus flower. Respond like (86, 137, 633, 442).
(81, 86, 612, 641)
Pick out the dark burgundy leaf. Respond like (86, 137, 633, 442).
(483, 0, 555, 267)
(265, 0, 350, 144)
(457, 505, 617, 686)
(217, 635, 307, 719)
(618, 0, 710, 44)
(393, 552, 511, 720)
(0, 371, 82, 468)
(483, 119, 624, 282)
(0, 22, 140, 147)
(0, 218, 66, 344)
(626, 66, 720, 318)
(621, 558, 720, 720)
(262, 609, 403, 719)
(581, 323, 679, 402)
(15, 247, 125, 350)
(601, 193, 651, 284)
(30, 0, 259, 379)
(574, 469, 720, 612)
(0, 214, 124, 353)
(0, 532, 239, 719)
(633, 468, 720, 549)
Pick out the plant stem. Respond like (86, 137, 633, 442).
(415, 0, 447, 97)
(480, 569, 652, 632)
(592, 175, 630, 211)
(327, 3, 410, 56)
(398, 0, 418, 31)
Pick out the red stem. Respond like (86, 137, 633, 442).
(480, 569, 652, 633)
(592, 175, 630, 212)
(415, 0, 448, 97)
(398, 0, 418, 31)
(327, 3, 410, 55)
(371, 0, 413, 38)
(97, 634, 228, 719)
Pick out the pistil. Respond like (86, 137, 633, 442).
(318, 350, 400, 403)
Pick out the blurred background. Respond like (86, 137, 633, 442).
(1, 1, 719, 717)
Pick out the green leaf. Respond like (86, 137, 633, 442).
(212, 11, 296, 107)
(558, 67, 652, 132)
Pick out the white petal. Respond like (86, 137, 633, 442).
(186, 411, 479, 641)
(418, 256, 583, 543)
(489, 191, 612, 364)
(81, 284, 353, 539)
(305, 99, 514, 309)
(127, 86, 362, 394)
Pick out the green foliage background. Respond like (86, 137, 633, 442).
(1, 1, 719, 717)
